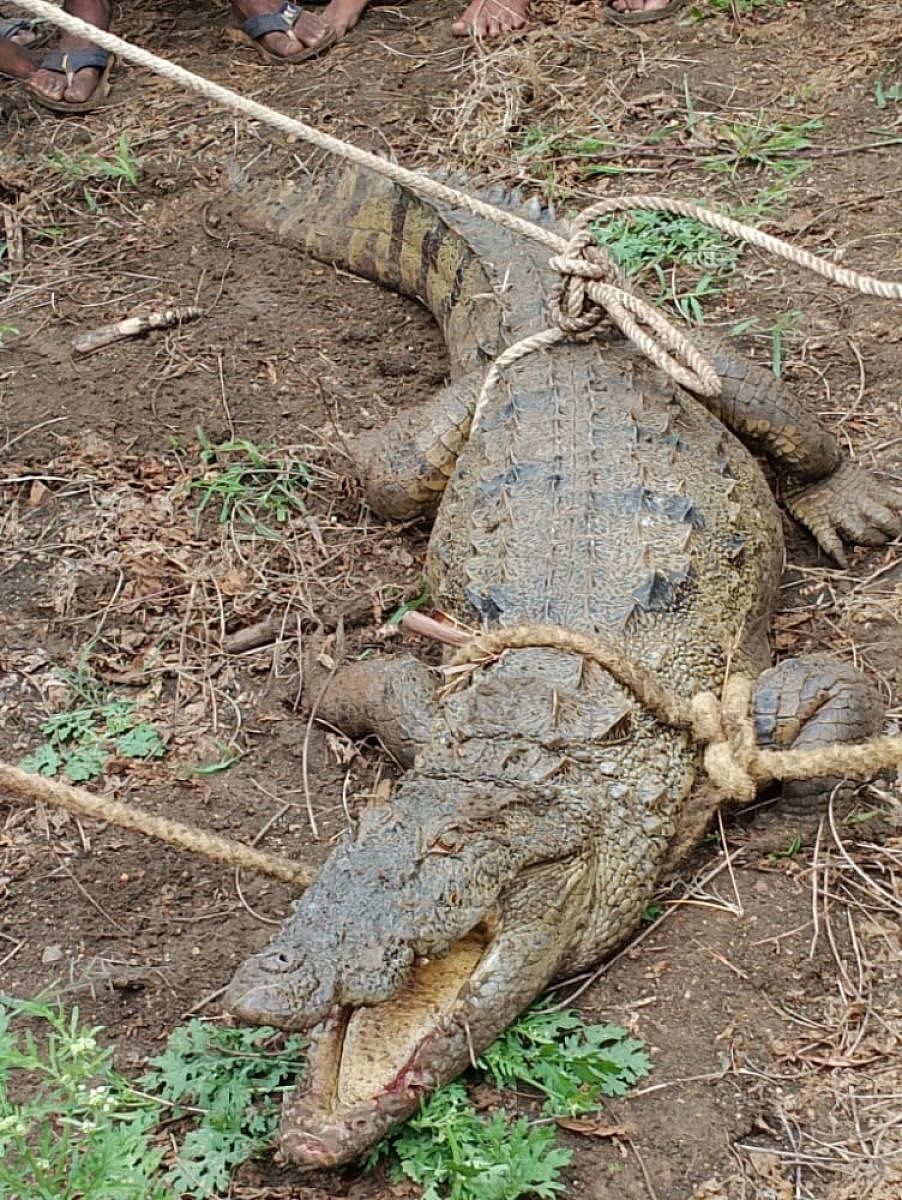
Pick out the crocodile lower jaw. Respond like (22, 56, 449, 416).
(279, 931, 490, 1168)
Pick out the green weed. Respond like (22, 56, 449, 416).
(592, 209, 741, 322)
(874, 69, 902, 109)
(516, 124, 665, 192)
(702, 113, 822, 179)
(375, 1004, 651, 1199)
(2, 997, 649, 1200)
(45, 133, 141, 187)
(0, 998, 305, 1200)
(690, 0, 785, 18)
(18, 669, 165, 783)
(767, 834, 803, 863)
(0, 996, 167, 1200)
(141, 1020, 306, 1196)
(376, 1083, 571, 1200)
(188, 745, 243, 776)
(188, 428, 313, 537)
(387, 580, 433, 626)
(730, 309, 801, 377)
(480, 1006, 650, 1114)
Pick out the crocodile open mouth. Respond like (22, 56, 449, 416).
(330, 930, 488, 1108)
(277, 927, 495, 1167)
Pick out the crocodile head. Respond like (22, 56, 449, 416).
(225, 773, 594, 1167)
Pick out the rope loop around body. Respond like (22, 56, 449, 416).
(443, 623, 902, 803)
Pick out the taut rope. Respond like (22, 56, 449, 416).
(11, 0, 902, 410)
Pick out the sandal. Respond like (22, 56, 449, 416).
(28, 46, 115, 113)
(603, 0, 685, 25)
(227, 1, 339, 65)
(0, 16, 50, 50)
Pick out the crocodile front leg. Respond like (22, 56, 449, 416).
(751, 653, 885, 815)
(351, 371, 482, 521)
(310, 653, 437, 767)
(691, 335, 902, 564)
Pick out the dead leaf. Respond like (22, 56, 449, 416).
(555, 1116, 629, 1139)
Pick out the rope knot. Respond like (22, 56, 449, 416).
(548, 229, 625, 335)
(689, 676, 757, 803)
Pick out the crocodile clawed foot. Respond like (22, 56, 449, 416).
(784, 460, 902, 567)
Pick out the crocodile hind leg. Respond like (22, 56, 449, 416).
(351, 371, 482, 521)
(309, 653, 437, 767)
(691, 334, 902, 565)
(751, 653, 885, 816)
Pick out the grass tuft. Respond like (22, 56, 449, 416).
(187, 428, 314, 537)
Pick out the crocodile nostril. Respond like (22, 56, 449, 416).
(263, 949, 295, 973)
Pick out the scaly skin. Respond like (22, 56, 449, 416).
(224, 164, 899, 1168)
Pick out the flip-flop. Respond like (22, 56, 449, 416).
(28, 47, 115, 114)
(603, 0, 685, 26)
(0, 16, 50, 50)
(227, 1, 340, 65)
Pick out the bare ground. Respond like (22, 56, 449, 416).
(1, 1, 900, 1197)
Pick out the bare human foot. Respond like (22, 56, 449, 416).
(231, 0, 371, 61)
(451, 0, 528, 38)
(28, 0, 110, 108)
(0, 35, 35, 82)
(0, 16, 46, 48)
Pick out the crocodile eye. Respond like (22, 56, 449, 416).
(430, 829, 462, 855)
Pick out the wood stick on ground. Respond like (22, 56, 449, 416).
(0, 763, 311, 888)
(71, 306, 203, 355)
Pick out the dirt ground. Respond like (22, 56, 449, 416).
(1, 1, 900, 1197)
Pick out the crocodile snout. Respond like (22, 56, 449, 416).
(225, 948, 336, 1031)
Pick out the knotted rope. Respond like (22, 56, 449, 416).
(443, 623, 902, 803)
(12, 1, 902, 420)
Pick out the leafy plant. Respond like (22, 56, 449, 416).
(592, 209, 742, 322)
(45, 133, 142, 187)
(480, 1006, 651, 1116)
(19, 673, 165, 783)
(767, 834, 803, 862)
(188, 429, 314, 537)
(1, 996, 649, 1200)
(141, 1020, 306, 1196)
(690, 0, 785, 18)
(376, 1004, 651, 1199)
(874, 64, 902, 113)
(0, 996, 167, 1200)
(0, 997, 305, 1200)
(702, 113, 822, 180)
(387, 580, 433, 626)
(375, 1082, 571, 1200)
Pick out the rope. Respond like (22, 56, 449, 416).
(0, 763, 313, 887)
(574, 195, 902, 301)
(446, 624, 902, 804)
(12, 1, 902, 409)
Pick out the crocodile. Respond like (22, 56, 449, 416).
(223, 164, 901, 1168)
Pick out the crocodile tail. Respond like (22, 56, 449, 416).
(225, 160, 506, 372)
